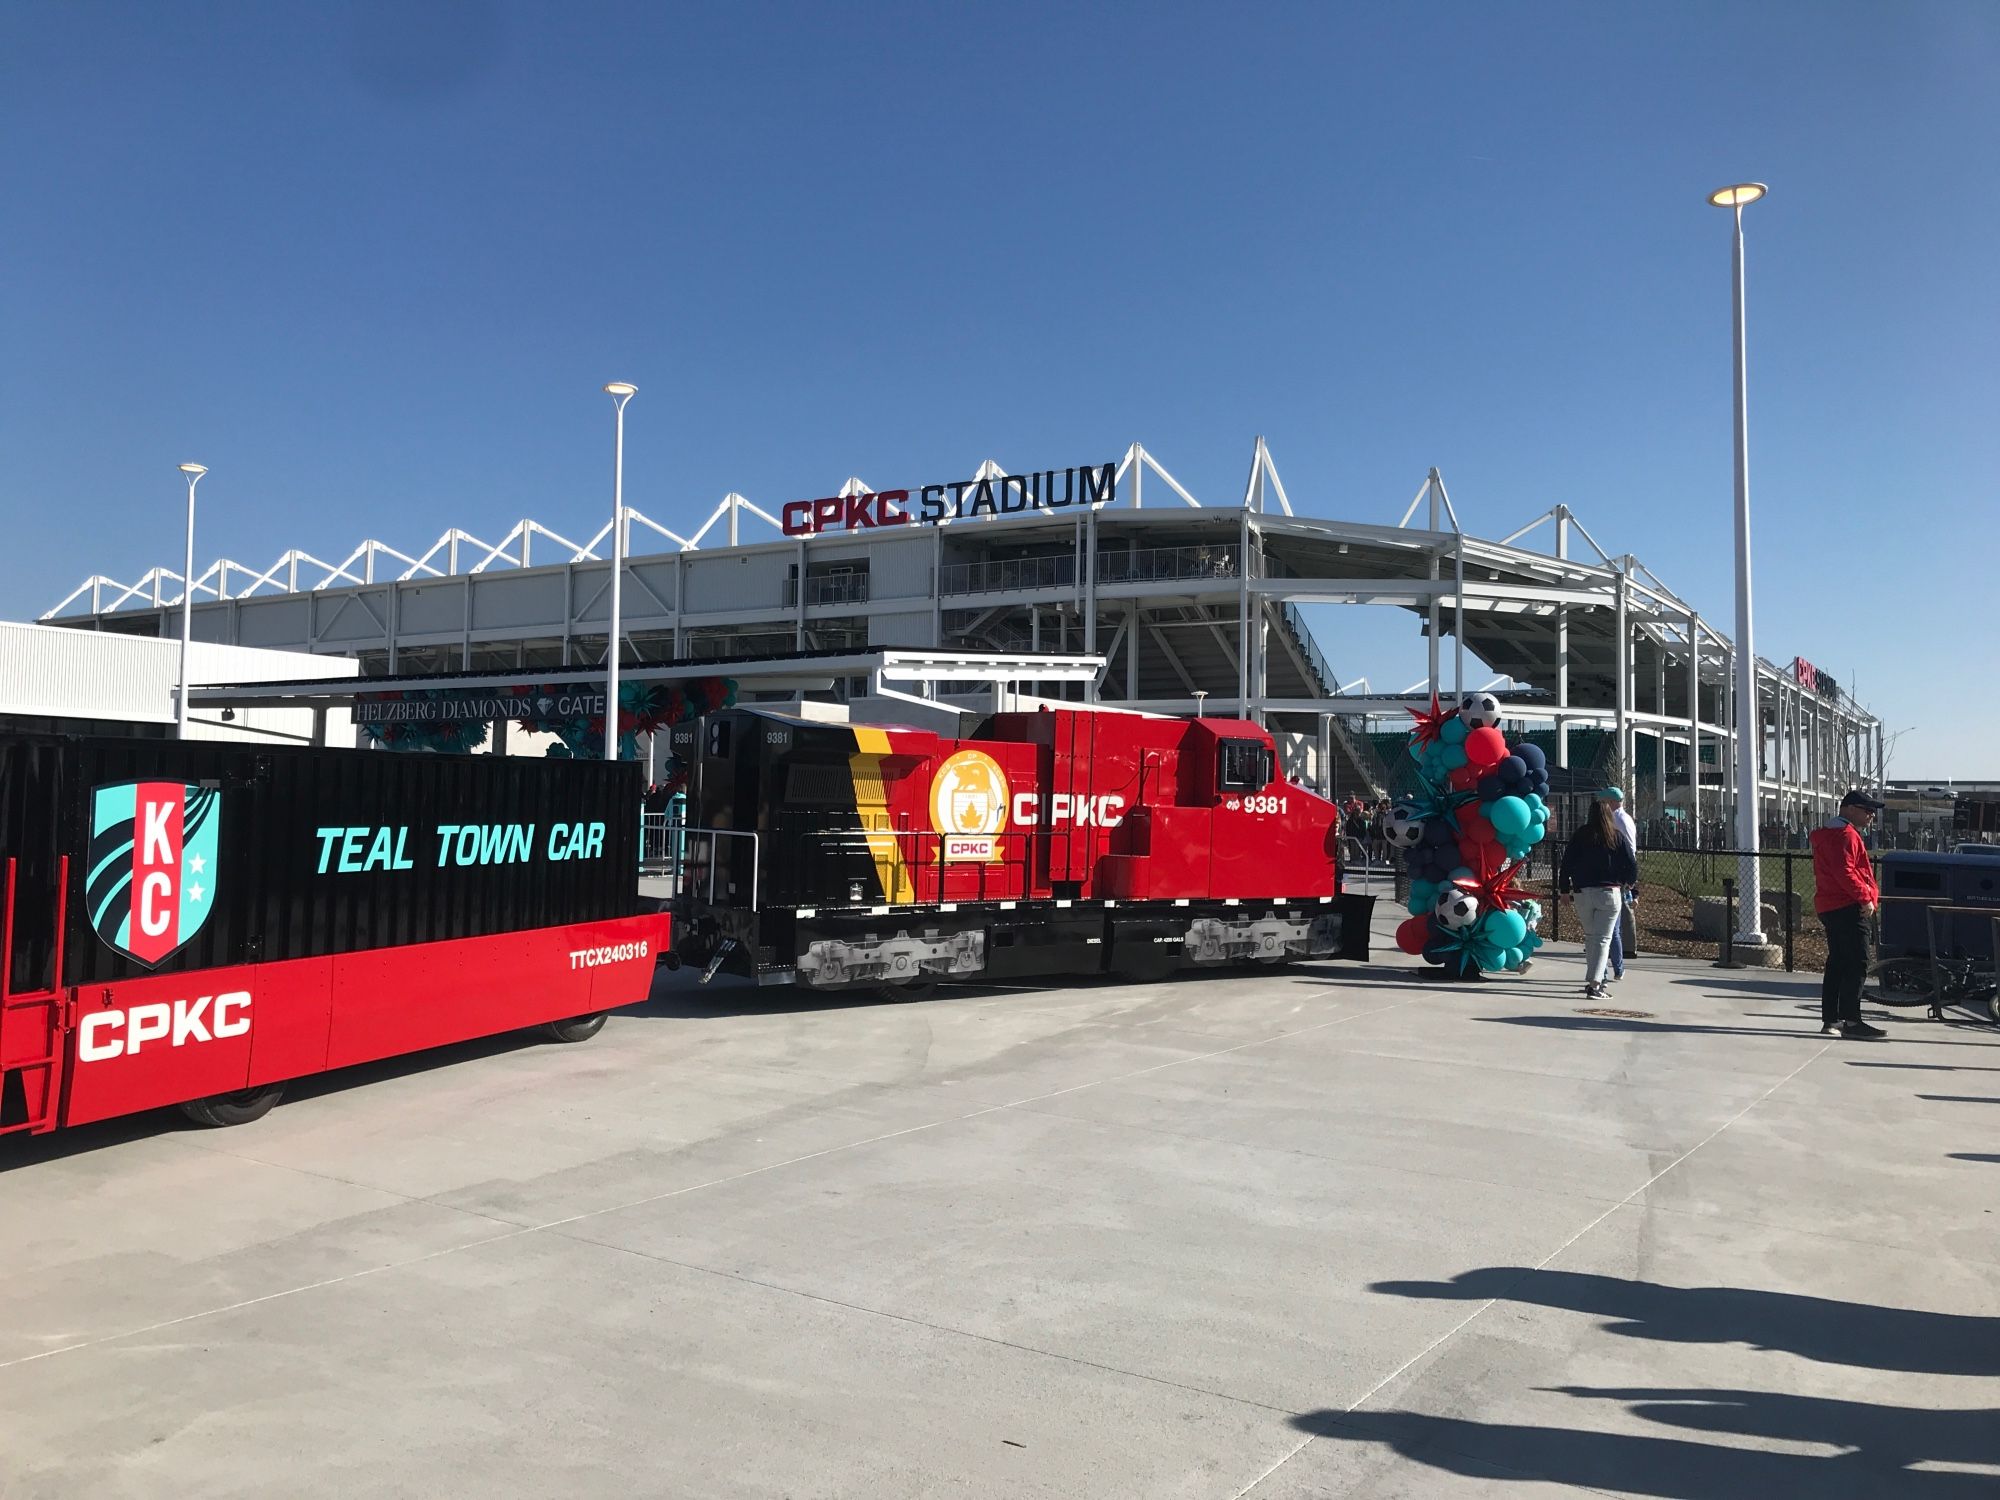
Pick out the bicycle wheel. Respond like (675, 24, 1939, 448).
(1866, 955, 1936, 1007)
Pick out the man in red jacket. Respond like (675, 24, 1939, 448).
(1810, 789, 1885, 1040)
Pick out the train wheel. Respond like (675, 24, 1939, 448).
(542, 1012, 609, 1043)
(876, 974, 940, 1004)
(178, 1084, 285, 1128)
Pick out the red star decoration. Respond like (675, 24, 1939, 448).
(1463, 858, 1528, 912)
(1406, 691, 1455, 747)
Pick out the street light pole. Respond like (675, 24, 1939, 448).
(1709, 182, 1768, 943)
(601, 383, 637, 762)
(175, 463, 207, 739)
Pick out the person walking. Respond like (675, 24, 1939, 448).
(1811, 789, 1886, 1040)
(1559, 801, 1639, 1000)
(1600, 786, 1639, 983)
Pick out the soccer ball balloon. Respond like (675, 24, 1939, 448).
(1434, 886, 1481, 929)
(1458, 692, 1503, 730)
(1384, 803, 1427, 848)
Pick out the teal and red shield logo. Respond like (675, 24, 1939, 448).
(86, 782, 222, 967)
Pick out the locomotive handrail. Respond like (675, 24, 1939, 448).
(677, 826, 761, 911)
(801, 825, 1038, 906)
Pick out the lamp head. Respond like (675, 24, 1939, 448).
(1707, 183, 1767, 208)
(603, 382, 637, 399)
(178, 463, 208, 476)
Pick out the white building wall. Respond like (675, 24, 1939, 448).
(863, 534, 936, 601)
(0, 622, 359, 747)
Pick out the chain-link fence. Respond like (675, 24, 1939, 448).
(1396, 842, 1881, 974)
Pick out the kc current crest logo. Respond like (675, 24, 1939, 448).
(87, 782, 222, 967)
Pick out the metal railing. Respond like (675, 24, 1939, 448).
(645, 820, 1040, 909)
(1092, 543, 1243, 587)
(652, 825, 761, 910)
(1473, 841, 1876, 974)
(939, 554, 1076, 595)
(640, 812, 679, 871)
(937, 543, 1244, 596)
(1279, 600, 1335, 697)
(783, 573, 871, 607)
(797, 827, 1035, 906)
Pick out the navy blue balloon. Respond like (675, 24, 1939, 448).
(1476, 774, 1504, 801)
(1516, 743, 1547, 772)
(1499, 755, 1527, 784)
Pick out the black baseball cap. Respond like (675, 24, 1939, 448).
(1841, 789, 1885, 812)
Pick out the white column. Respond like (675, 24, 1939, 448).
(1727, 201, 1764, 939)
(1126, 603, 1139, 701)
(1555, 510, 1570, 768)
(1426, 476, 1441, 699)
(1236, 504, 1250, 714)
(1687, 611, 1702, 847)
(1453, 534, 1466, 702)
(1614, 570, 1629, 782)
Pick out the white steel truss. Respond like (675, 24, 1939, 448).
(42, 437, 1884, 825)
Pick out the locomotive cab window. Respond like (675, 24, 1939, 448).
(1217, 738, 1273, 792)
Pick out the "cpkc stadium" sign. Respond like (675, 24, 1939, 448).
(780, 462, 1117, 538)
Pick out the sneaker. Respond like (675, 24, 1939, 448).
(1517, 959, 1535, 975)
(1584, 983, 1604, 999)
(1839, 1019, 1888, 1041)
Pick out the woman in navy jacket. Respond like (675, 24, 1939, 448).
(1559, 802, 1640, 998)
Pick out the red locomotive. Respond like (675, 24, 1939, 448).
(666, 705, 1375, 990)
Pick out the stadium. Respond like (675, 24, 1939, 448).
(43, 439, 1883, 839)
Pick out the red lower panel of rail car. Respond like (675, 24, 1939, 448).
(44, 913, 666, 1131)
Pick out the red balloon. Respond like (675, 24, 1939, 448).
(1395, 916, 1431, 955)
(1447, 764, 1482, 791)
(1458, 806, 1497, 846)
(1464, 725, 1508, 770)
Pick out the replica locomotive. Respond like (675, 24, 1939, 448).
(665, 704, 1375, 990)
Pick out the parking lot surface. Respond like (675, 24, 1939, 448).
(3, 918, 1996, 1498)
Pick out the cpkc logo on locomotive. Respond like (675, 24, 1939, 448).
(928, 750, 1009, 863)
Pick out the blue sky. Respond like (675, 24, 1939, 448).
(4, 2, 1994, 776)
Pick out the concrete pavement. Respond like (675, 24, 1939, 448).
(2, 907, 1995, 1498)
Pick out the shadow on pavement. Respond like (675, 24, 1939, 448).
(1476, 1014, 1814, 1040)
(1478, 1013, 2000, 1047)
(1294, 1264, 2000, 1497)
(1947, 1153, 2000, 1163)
(1368, 1265, 1999, 1376)
(1292, 1388, 2000, 1499)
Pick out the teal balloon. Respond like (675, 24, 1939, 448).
(1502, 946, 1525, 969)
(1408, 739, 1426, 762)
(1488, 796, 1531, 837)
(1407, 894, 1433, 917)
(1411, 878, 1441, 907)
(1449, 865, 1475, 881)
(1484, 909, 1528, 948)
(1441, 716, 1470, 745)
(1529, 823, 1547, 845)
(1443, 745, 1469, 769)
